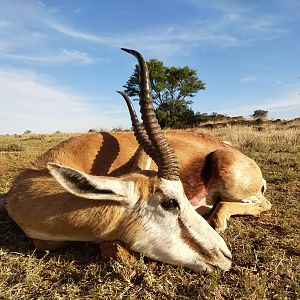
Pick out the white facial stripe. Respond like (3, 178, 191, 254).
(160, 178, 231, 260)
(178, 218, 214, 259)
(130, 212, 214, 272)
(129, 177, 231, 272)
(182, 204, 231, 254)
(159, 178, 188, 209)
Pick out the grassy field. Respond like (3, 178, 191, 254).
(0, 123, 299, 299)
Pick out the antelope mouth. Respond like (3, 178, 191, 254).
(179, 217, 232, 272)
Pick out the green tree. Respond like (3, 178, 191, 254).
(251, 109, 268, 119)
(123, 59, 205, 105)
(155, 99, 197, 128)
(123, 59, 205, 128)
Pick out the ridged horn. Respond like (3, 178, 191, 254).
(121, 48, 180, 180)
(116, 91, 158, 164)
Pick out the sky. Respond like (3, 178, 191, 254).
(0, 0, 299, 134)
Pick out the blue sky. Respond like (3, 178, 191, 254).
(0, 0, 299, 134)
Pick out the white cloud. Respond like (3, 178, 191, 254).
(31, 31, 48, 39)
(241, 75, 256, 83)
(37, 1, 46, 7)
(57, 49, 95, 64)
(0, 49, 96, 65)
(180, 0, 293, 43)
(46, 5, 292, 58)
(48, 20, 240, 58)
(218, 90, 300, 118)
(0, 69, 129, 134)
(1, 0, 294, 61)
(49, 22, 107, 43)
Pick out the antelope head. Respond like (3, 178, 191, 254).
(48, 49, 232, 273)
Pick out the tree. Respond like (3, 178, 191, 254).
(123, 59, 205, 106)
(155, 99, 197, 128)
(123, 59, 205, 128)
(251, 109, 268, 119)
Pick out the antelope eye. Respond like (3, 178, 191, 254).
(160, 199, 180, 211)
(261, 185, 265, 194)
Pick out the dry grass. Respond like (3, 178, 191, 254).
(196, 123, 299, 153)
(0, 124, 299, 299)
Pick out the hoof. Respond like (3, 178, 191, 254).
(208, 215, 228, 233)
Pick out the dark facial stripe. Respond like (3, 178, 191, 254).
(178, 217, 216, 261)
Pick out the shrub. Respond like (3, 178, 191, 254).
(0, 143, 24, 152)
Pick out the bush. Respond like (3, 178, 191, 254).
(0, 143, 24, 152)
(156, 100, 198, 128)
(251, 109, 268, 119)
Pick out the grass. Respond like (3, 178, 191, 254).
(0, 123, 299, 299)
(0, 143, 25, 152)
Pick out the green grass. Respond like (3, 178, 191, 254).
(0, 124, 299, 299)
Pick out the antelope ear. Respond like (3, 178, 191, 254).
(47, 163, 137, 205)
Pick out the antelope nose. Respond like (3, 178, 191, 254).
(215, 243, 232, 271)
(221, 256, 232, 271)
(221, 245, 232, 260)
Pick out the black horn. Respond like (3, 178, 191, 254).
(117, 91, 158, 164)
(121, 48, 180, 181)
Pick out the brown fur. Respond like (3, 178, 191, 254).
(5, 130, 270, 254)
(208, 198, 271, 231)
(100, 241, 139, 263)
(7, 168, 126, 242)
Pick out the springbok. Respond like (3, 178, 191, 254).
(117, 94, 271, 233)
(4, 49, 233, 273)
